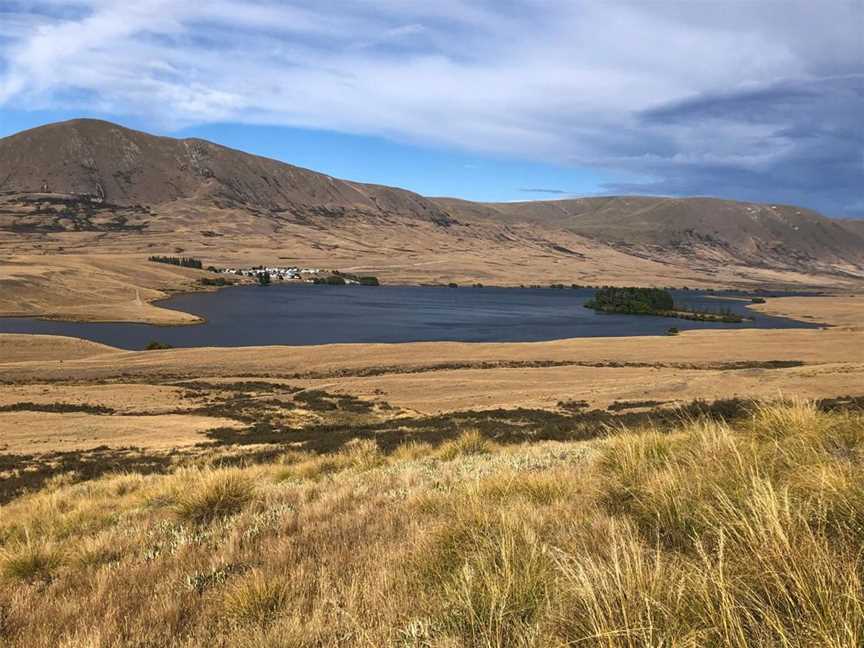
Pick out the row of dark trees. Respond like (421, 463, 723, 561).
(147, 256, 203, 269)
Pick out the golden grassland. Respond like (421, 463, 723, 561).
(0, 400, 862, 647)
(0, 295, 860, 497)
(0, 277, 861, 645)
(1, 227, 861, 324)
(0, 254, 210, 324)
(1, 294, 861, 422)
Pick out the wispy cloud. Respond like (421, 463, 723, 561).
(520, 188, 570, 195)
(0, 1, 862, 214)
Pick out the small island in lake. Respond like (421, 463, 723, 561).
(585, 287, 746, 323)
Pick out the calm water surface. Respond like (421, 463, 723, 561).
(0, 285, 819, 350)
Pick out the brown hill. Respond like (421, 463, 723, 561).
(0, 118, 452, 224)
(838, 218, 864, 239)
(433, 196, 864, 270)
(0, 118, 862, 294)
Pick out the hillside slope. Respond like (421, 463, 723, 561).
(0, 119, 452, 223)
(839, 218, 864, 239)
(434, 196, 864, 269)
(0, 118, 862, 301)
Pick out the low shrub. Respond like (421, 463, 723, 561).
(557, 399, 589, 411)
(198, 276, 232, 287)
(145, 340, 173, 350)
(312, 275, 346, 285)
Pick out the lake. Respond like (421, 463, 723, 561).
(0, 285, 818, 350)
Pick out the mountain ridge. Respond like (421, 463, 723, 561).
(0, 118, 454, 225)
(1, 118, 863, 279)
(432, 195, 864, 269)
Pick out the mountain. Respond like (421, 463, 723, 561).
(0, 119, 452, 224)
(433, 196, 864, 270)
(1, 118, 862, 286)
(839, 219, 864, 239)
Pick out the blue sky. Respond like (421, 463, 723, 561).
(0, 1, 862, 214)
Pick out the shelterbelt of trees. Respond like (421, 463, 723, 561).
(147, 255, 204, 270)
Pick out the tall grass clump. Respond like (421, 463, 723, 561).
(578, 401, 864, 645)
(434, 429, 495, 461)
(552, 519, 704, 646)
(275, 438, 383, 482)
(0, 536, 63, 582)
(440, 516, 553, 646)
(407, 498, 557, 648)
(340, 438, 384, 469)
(0, 400, 861, 647)
(748, 397, 825, 440)
(171, 468, 254, 524)
(391, 440, 434, 462)
(221, 571, 289, 626)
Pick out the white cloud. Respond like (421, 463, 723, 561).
(0, 0, 862, 213)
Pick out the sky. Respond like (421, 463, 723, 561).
(0, 1, 862, 215)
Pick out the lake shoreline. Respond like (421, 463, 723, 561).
(0, 285, 823, 351)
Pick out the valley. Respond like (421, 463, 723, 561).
(1, 294, 861, 469)
(1, 120, 863, 327)
(1, 118, 862, 470)
(3, 1, 863, 643)
(0, 86, 862, 648)
(1, 119, 862, 468)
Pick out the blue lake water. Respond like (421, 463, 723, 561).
(0, 285, 819, 350)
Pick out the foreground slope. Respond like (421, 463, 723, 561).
(0, 400, 861, 647)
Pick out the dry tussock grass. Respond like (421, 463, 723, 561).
(0, 401, 862, 646)
(170, 468, 256, 524)
(433, 428, 496, 461)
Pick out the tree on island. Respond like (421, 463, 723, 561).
(585, 286, 744, 323)
(256, 271, 271, 286)
(585, 287, 674, 314)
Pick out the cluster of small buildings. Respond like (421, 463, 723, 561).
(219, 266, 322, 281)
